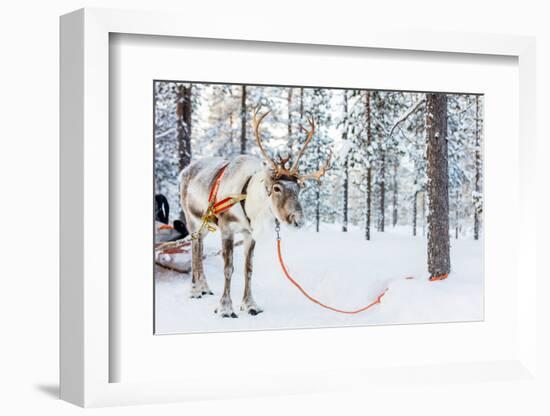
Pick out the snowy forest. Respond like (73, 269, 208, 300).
(154, 81, 484, 333)
(155, 82, 483, 242)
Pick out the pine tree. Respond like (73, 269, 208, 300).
(154, 81, 197, 219)
(203, 84, 241, 158)
(298, 87, 334, 231)
(176, 84, 192, 172)
(473, 95, 483, 240)
(365, 91, 373, 240)
(391, 160, 398, 227)
(426, 93, 450, 278)
(287, 88, 293, 140)
(342, 90, 350, 232)
(371, 91, 409, 232)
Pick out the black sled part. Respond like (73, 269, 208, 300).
(172, 220, 189, 240)
(155, 194, 170, 224)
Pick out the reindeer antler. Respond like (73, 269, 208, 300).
(277, 154, 291, 168)
(290, 117, 315, 174)
(252, 108, 331, 183)
(297, 149, 333, 184)
(252, 107, 279, 172)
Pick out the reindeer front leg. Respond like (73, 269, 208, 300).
(215, 229, 237, 318)
(240, 233, 263, 315)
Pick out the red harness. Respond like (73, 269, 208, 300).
(203, 164, 247, 223)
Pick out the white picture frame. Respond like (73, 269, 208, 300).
(60, 7, 537, 407)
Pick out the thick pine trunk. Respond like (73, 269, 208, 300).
(365, 91, 372, 240)
(474, 95, 481, 240)
(240, 85, 247, 154)
(426, 93, 450, 278)
(176, 84, 192, 173)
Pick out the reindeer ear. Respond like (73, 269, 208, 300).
(263, 176, 274, 196)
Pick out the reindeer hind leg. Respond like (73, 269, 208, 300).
(190, 235, 213, 298)
(181, 171, 213, 299)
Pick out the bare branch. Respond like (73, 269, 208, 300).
(388, 96, 426, 138)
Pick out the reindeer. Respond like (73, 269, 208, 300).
(179, 109, 331, 318)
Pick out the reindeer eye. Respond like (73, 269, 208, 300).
(273, 185, 282, 193)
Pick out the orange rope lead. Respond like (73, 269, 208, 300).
(276, 238, 449, 315)
(276, 239, 388, 315)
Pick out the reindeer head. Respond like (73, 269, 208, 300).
(252, 108, 332, 228)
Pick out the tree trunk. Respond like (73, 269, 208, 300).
(455, 189, 460, 239)
(315, 145, 321, 232)
(287, 89, 293, 139)
(342, 91, 349, 232)
(176, 84, 192, 173)
(315, 189, 321, 232)
(426, 93, 450, 278)
(343, 159, 349, 232)
(299, 88, 304, 119)
(229, 112, 234, 150)
(378, 151, 385, 232)
(295, 87, 304, 160)
(474, 95, 481, 240)
(240, 85, 247, 154)
(315, 190, 321, 232)
(412, 184, 418, 236)
(392, 160, 398, 227)
(287, 88, 294, 155)
(365, 91, 372, 240)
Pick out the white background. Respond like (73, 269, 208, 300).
(1, 1, 548, 415)
(112, 34, 513, 383)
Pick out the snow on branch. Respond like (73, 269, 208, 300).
(155, 127, 177, 139)
(388, 97, 426, 138)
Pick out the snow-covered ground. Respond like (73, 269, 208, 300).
(155, 224, 483, 334)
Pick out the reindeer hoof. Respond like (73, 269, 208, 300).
(190, 283, 206, 299)
(216, 297, 236, 318)
(201, 290, 214, 296)
(240, 300, 263, 316)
